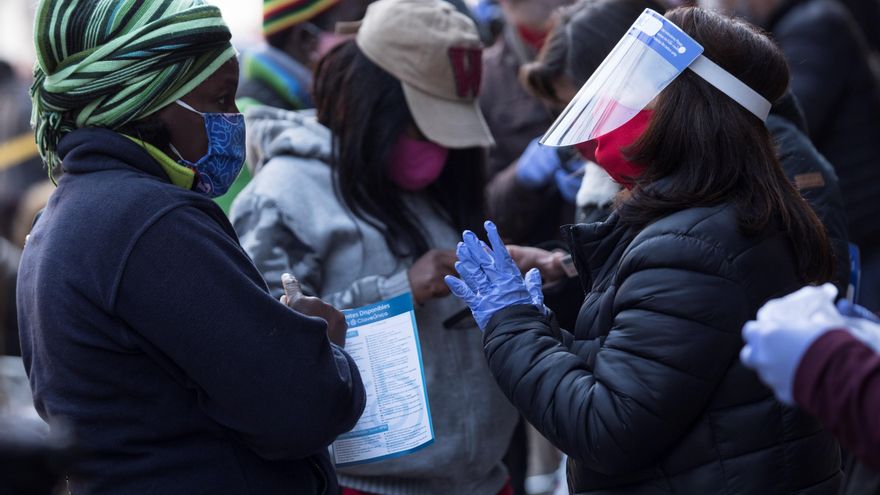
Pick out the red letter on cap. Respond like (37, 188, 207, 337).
(449, 47, 482, 99)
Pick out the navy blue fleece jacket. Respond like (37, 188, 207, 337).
(16, 128, 365, 495)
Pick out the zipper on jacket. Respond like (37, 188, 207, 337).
(563, 225, 592, 292)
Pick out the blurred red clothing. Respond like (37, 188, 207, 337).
(794, 329, 880, 470)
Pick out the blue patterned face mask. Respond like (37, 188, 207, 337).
(170, 100, 246, 198)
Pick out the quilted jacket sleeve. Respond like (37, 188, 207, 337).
(483, 232, 751, 476)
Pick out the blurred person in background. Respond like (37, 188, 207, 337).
(447, 7, 843, 493)
(237, 0, 371, 112)
(474, 0, 505, 44)
(0, 60, 44, 241)
(503, 0, 664, 235)
(700, 0, 880, 312)
(0, 236, 19, 357)
(480, 0, 575, 246)
(220, 0, 371, 212)
(238, 0, 483, 113)
(836, 0, 880, 56)
(0, 60, 48, 358)
(230, 0, 520, 493)
(20, 0, 366, 493)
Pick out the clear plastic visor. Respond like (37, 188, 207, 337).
(541, 9, 702, 147)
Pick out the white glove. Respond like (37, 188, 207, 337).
(741, 284, 845, 404)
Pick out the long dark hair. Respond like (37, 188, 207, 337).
(521, 0, 664, 105)
(313, 40, 485, 259)
(619, 7, 834, 284)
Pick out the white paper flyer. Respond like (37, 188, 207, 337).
(332, 293, 434, 467)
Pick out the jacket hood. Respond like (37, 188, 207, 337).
(244, 106, 333, 176)
(59, 128, 165, 179)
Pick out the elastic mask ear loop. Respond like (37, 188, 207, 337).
(175, 100, 205, 116)
(170, 100, 205, 163)
(168, 142, 188, 162)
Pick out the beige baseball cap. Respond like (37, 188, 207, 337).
(353, 0, 495, 148)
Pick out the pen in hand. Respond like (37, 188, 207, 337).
(279, 273, 348, 347)
(281, 273, 304, 306)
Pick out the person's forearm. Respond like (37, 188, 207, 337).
(794, 329, 880, 470)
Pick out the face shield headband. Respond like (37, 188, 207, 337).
(542, 9, 771, 147)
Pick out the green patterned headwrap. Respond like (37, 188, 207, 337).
(31, 0, 236, 173)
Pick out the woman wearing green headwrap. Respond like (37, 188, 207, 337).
(19, 1, 366, 493)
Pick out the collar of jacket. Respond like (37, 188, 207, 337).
(58, 128, 179, 185)
(123, 135, 196, 190)
(562, 212, 636, 292)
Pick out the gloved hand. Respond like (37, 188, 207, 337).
(445, 221, 546, 330)
(516, 138, 563, 189)
(837, 299, 880, 323)
(741, 284, 844, 404)
(474, 0, 502, 25)
(554, 167, 583, 203)
(836, 299, 880, 352)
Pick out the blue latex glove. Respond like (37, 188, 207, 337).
(474, 0, 501, 25)
(837, 300, 880, 323)
(554, 168, 582, 203)
(445, 221, 546, 330)
(516, 138, 562, 189)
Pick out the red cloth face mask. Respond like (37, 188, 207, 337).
(575, 109, 652, 189)
(516, 24, 548, 53)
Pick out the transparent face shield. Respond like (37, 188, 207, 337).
(541, 9, 771, 148)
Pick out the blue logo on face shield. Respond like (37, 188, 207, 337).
(628, 9, 703, 72)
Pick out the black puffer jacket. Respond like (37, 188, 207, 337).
(484, 204, 843, 494)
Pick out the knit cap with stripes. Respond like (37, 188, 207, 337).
(263, 0, 341, 36)
(31, 0, 236, 172)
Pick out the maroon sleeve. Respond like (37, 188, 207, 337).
(794, 329, 880, 470)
